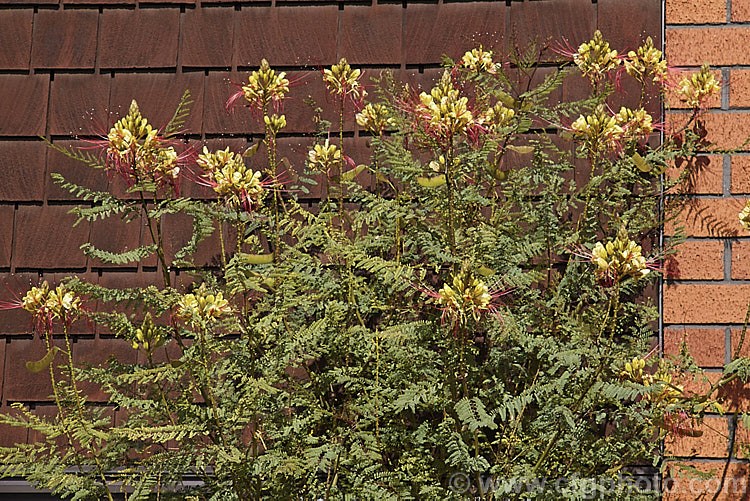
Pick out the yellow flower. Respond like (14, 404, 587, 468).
(739, 199, 750, 231)
(197, 147, 265, 209)
(437, 273, 492, 323)
(107, 100, 159, 164)
(307, 139, 342, 173)
(480, 103, 515, 132)
(22, 281, 81, 320)
(589, 225, 650, 283)
(22, 282, 50, 314)
(176, 285, 231, 326)
(356, 103, 394, 135)
(624, 36, 668, 84)
(574, 30, 620, 84)
(461, 46, 496, 74)
(323, 58, 363, 100)
(570, 106, 623, 153)
(615, 107, 654, 141)
(263, 114, 287, 136)
(242, 58, 290, 111)
(677, 63, 721, 109)
(417, 71, 475, 139)
(131, 313, 166, 353)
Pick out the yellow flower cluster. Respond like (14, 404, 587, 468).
(106, 100, 180, 183)
(197, 147, 264, 208)
(108, 101, 158, 160)
(622, 358, 682, 405)
(175, 286, 231, 326)
(307, 139, 342, 173)
(437, 272, 492, 323)
(242, 59, 290, 111)
(624, 36, 668, 84)
(677, 63, 721, 109)
(739, 200, 750, 231)
(615, 107, 654, 141)
(590, 226, 650, 283)
(22, 281, 81, 320)
(570, 106, 623, 153)
(130, 313, 165, 353)
(574, 30, 620, 84)
(418, 71, 474, 139)
(356, 103, 394, 135)
(480, 103, 515, 132)
(263, 114, 287, 136)
(461, 46, 496, 74)
(323, 58, 363, 100)
(622, 357, 723, 437)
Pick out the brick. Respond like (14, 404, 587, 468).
(665, 0, 727, 25)
(3, 336, 65, 402)
(406, 3, 506, 64)
(666, 27, 750, 66)
(599, 0, 661, 50)
(236, 6, 338, 67)
(664, 239, 724, 280)
(0, 10, 32, 70)
(719, 378, 750, 412)
(340, 5, 401, 65)
(0, 141, 47, 201)
(668, 155, 723, 195)
(48, 73, 110, 136)
(182, 7, 234, 68)
(663, 462, 750, 500)
(731, 328, 750, 359)
(0, 75, 49, 136)
(46, 140, 110, 201)
(666, 68, 722, 110)
(663, 284, 750, 324)
(668, 112, 750, 152)
(732, 241, 750, 279)
(13, 205, 90, 269)
(100, 9, 179, 69)
(666, 198, 747, 238)
(31, 9, 97, 69)
(73, 337, 137, 401)
(664, 328, 725, 366)
(110, 73, 204, 135)
(734, 419, 750, 459)
(730, 69, 750, 108)
(203, 72, 258, 135)
(665, 416, 728, 458)
(732, 1, 750, 22)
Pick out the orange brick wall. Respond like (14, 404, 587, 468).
(664, 0, 750, 498)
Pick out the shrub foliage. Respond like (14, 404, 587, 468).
(0, 35, 735, 500)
